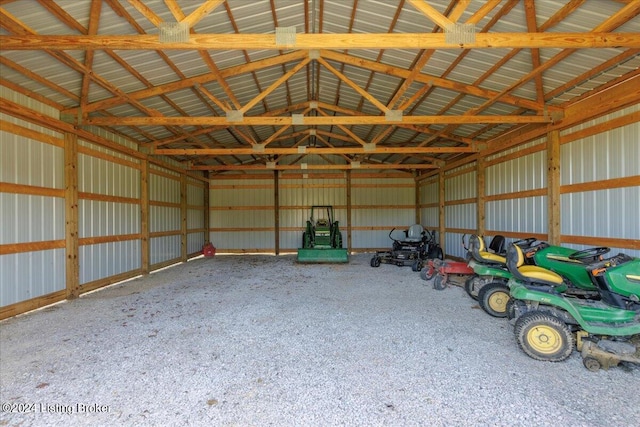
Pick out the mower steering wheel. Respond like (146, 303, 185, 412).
(568, 246, 610, 261)
(512, 237, 537, 248)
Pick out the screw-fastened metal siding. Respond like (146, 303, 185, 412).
(1, 87, 66, 306)
(560, 104, 640, 258)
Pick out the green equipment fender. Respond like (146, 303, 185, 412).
(506, 243, 640, 370)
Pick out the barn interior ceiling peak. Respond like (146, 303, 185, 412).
(1, 0, 639, 176)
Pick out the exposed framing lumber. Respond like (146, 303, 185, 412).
(155, 146, 475, 156)
(438, 170, 445, 253)
(192, 163, 437, 171)
(64, 131, 80, 299)
(141, 158, 150, 274)
(407, 0, 454, 29)
(86, 114, 551, 127)
(2, 32, 639, 51)
(180, 173, 188, 261)
(476, 157, 486, 237)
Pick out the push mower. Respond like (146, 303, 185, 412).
(506, 243, 640, 371)
(370, 225, 442, 271)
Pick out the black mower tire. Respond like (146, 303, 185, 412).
(370, 256, 381, 268)
(514, 312, 574, 362)
(431, 247, 444, 260)
(433, 274, 447, 290)
(478, 281, 510, 318)
(464, 275, 480, 300)
(411, 260, 423, 272)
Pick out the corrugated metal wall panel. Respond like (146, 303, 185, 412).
(187, 208, 204, 230)
(209, 178, 275, 251)
(1, 95, 66, 307)
(78, 152, 140, 198)
(486, 197, 547, 234)
(150, 171, 181, 204)
(421, 207, 439, 229)
(420, 180, 439, 204)
(211, 232, 274, 252)
(1, 193, 65, 243)
(445, 171, 476, 201)
(0, 249, 65, 306)
(351, 176, 415, 249)
(561, 105, 640, 185)
(187, 181, 205, 206)
(150, 235, 181, 265)
(0, 126, 64, 187)
(79, 200, 139, 237)
(486, 150, 546, 196)
(80, 241, 141, 284)
(150, 206, 181, 233)
(560, 105, 639, 257)
(484, 143, 547, 237)
(445, 232, 467, 259)
(76, 146, 141, 285)
(187, 232, 205, 255)
(445, 204, 477, 230)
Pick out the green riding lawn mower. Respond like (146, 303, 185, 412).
(297, 205, 348, 263)
(505, 243, 640, 371)
(465, 235, 605, 318)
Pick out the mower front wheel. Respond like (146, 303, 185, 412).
(478, 281, 510, 318)
(370, 256, 381, 268)
(514, 312, 574, 362)
(433, 274, 447, 290)
(583, 356, 602, 372)
(411, 260, 423, 272)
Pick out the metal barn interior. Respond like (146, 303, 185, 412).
(1, 0, 639, 319)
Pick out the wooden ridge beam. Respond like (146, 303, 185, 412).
(2, 32, 639, 50)
(86, 114, 551, 126)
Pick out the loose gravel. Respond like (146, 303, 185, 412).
(1, 254, 638, 426)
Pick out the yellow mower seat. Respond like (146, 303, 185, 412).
(519, 265, 564, 285)
(470, 234, 506, 264)
(507, 243, 564, 286)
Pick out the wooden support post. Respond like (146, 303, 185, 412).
(438, 169, 446, 255)
(180, 173, 187, 261)
(64, 132, 79, 299)
(547, 130, 561, 245)
(415, 176, 421, 224)
(477, 156, 486, 236)
(140, 159, 150, 274)
(204, 171, 210, 245)
(274, 170, 280, 255)
(346, 170, 352, 251)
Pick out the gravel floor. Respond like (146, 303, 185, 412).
(1, 253, 638, 427)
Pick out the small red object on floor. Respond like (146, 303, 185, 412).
(203, 243, 216, 257)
